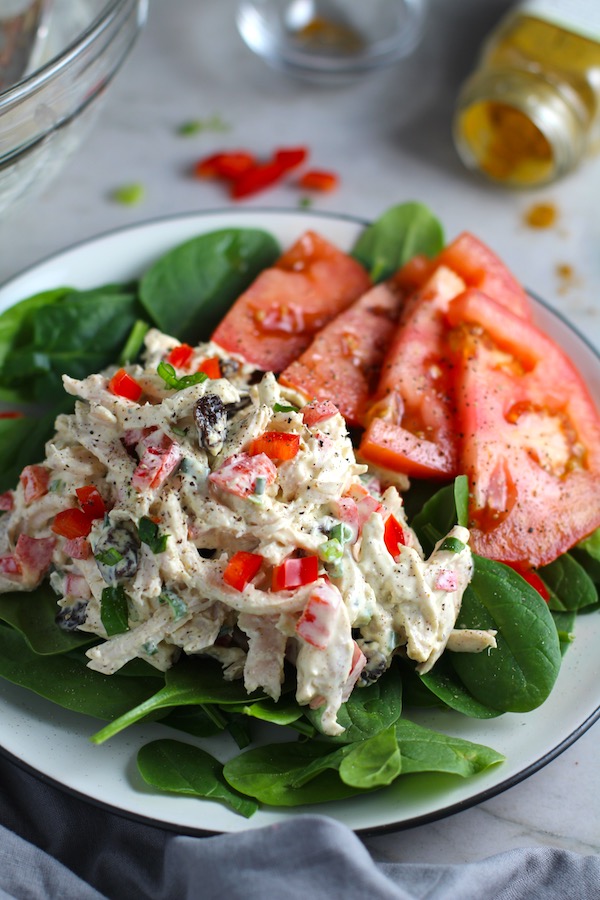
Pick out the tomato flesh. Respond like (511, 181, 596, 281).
(211, 230, 371, 373)
(447, 288, 600, 567)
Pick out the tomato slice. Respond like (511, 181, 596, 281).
(280, 282, 406, 427)
(223, 551, 264, 591)
(272, 555, 319, 591)
(211, 230, 371, 373)
(447, 288, 600, 567)
(359, 265, 466, 479)
(248, 432, 300, 461)
(434, 232, 532, 320)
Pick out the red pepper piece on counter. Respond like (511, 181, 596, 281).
(274, 147, 309, 171)
(109, 368, 143, 402)
(223, 551, 264, 591)
(194, 151, 257, 180)
(298, 169, 339, 192)
(272, 555, 319, 591)
(248, 431, 300, 461)
(230, 161, 288, 200)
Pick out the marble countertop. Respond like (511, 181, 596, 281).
(0, 0, 598, 865)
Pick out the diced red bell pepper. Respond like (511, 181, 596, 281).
(209, 452, 277, 499)
(272, 555, 319, 591)
(109, 368, 143, 402)
(75, 485, 106, 520)
(274, 147, 308, 171)
(302, 400, 340, 428)
(132, 430, 182, 492)
(298, 169, 339, 192)
(230, 161, 288, 200)
(0, 411, 24, 419)
(20, 465, 50, 504)
(295, 581, 341, 650)
(248, 431, 300, 461)
(223, 550, 264, 591)
(194, 151, 257, 180)
(166, 343, 195, 369)
(384, 514, 407, 560)
(0, 491, 14, 511)
(344, 483, 383, 530)
(52, 507, 95, 539)
(0, 555, 21, 576)
(63, 536, 92, 560)
(197, 356, 221, 379)
(341, 641, 368, 702)
(64, 573, 91, 599)
(14, 534, 56, 582)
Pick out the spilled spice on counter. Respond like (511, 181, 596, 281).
(523, 201, 558, 229)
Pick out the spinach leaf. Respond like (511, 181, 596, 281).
(395, 718, 504, 776)
(0, 286, 144, 402)
(139, 228, 280, 342)
(568, 530, 600, 586)
(305, 666, 402, 743)
(159, 705, 227, 738)
(0, 402, 72, 492)
(0, 624, 158, 719)
(551, 610, 576, 655)
(419, 655, 503, 719)
(223, 740, 364, 806)
(450, 556, 562, 712)
(540, 553, 598, 611)
(410, 477, 467, 555)
(351, 202, 444, 282)
(137, 739, 258, 817)
(338, 726, 401, 788)
(0, 583, 96, 654)
(0, 288, 71, 383)
(90, 657, 268, 744)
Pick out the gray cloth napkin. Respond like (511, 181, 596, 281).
(1, 755, 599, 900)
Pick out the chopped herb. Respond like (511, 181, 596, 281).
(48, 479, 65, 493)
(298, 196, 313, 208)
(95, 547, 124, 566)
(330, 522, 354, 545)
(439, 536, 466, 554)
(273, 402, 299, 413)
(253, 475, 267, 496)
(139, 516, 169, 554)
(119, 320, 151, 365)
(100, 585, 130, 635)
(157, 361, 208, 391)
(171, 425, 188, 437)
(143, 640, 159, 656)
(159, 589, 188, 621)
(318, 538, 344, 564)
(176, 114, 229, 136)
(111, 183, 146, 206)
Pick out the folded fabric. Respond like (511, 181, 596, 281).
(1, 811, 600, 900)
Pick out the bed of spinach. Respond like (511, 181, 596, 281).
(0, 202, 597, 818)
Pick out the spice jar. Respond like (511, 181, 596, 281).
(452, 1, 600, 187)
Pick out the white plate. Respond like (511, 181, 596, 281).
(0, 208, 598, 836)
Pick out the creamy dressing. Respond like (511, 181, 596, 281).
(0, 327, 496, 735)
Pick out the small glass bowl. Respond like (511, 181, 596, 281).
(236, 0, 427, 84)
(0, 0, 147, 216)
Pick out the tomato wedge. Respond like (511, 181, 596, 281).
(359, 265, 466, 479)
(446, 288, 600, 567)
(211, 230, 371, 373)
(280, 282, 406, 427)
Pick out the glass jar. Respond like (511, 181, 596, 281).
(453, 2, 600, 187)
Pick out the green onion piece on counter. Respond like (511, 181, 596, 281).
(111, 183, 145, 206)
(438, 536, 466, 554)
(100, 586, 130, 635)
(159, 590, 188, 621)
(95, 547, 124, 567)
(138, 516, 169, 554)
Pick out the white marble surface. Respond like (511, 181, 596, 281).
(0, 0, 599, 864)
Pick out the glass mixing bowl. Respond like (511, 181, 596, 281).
(0, 0, 147, 215)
